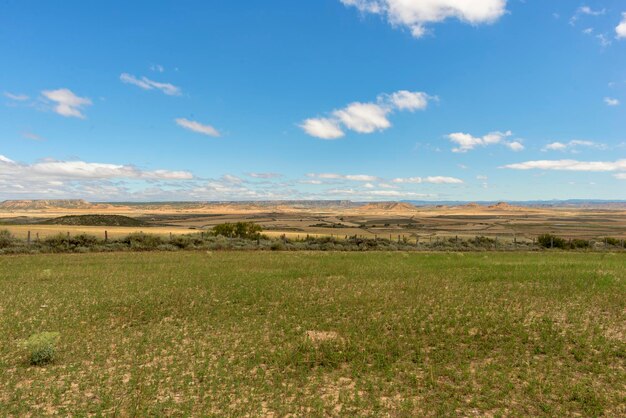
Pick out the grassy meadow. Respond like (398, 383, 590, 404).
(0, 252, 624, 416)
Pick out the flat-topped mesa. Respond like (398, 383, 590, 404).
(0, 199, 96, 210)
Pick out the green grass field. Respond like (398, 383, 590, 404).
(1, 252, 624, 416)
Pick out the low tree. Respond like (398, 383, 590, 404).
(212, 222, 262, 239)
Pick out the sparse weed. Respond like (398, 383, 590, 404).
(23, 332, 60, 366)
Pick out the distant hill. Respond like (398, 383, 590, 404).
(359, 202, 417, 212)
(488, 202, 514, 210)
(0, 199, 100, 210)
(39, 215, 147, 227)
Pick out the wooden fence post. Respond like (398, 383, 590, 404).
(104, 230, 108, 243)
(27, 231, 31, 246)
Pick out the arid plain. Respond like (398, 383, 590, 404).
(2, 199, 625, 242)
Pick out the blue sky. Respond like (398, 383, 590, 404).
(1, 0, 625, 201)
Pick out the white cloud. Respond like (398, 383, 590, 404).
(300, 118, 345, 139)
(120, 73, 181, 96)
(615, 173, 626, 180)
(247, 172, 283, 179)
(387, 90, 430, 111)
(341, 0, 507, 38)
(41, 88, 92, 118)
(31, 161, 192, 180)
(392, 176, 463, 184)
(301, 90, 432, 139)
(22, 132, 44, 141)
(150, 64, 165, 73)
(333, 102, 391, 133)
(618, 13, 626, 39)
(220, 174, 244, 184)
(0, 154, 468, 201)
(327, 188, 429, 198)
(424, 176, 463, 184)
(308, 173, 344, 180)
(506, 141, 525, 152)
(175, 118, 221, 137)
(596, 33, 612, 47)
(542, 140, 605, 152)
(604, 97, 620, 106)
(0, 154, 193, 180)
(307, 173, 379, 182)
(579, 6, 605, 16)
(392, 177, 422, 184)
(345, 174, 379, 181)
(543, 142, 567, 151)
(571, 6, 606, 25)
(503, 159, 626, 172)
(4, 92, 29, 101)
(446, 130, 520, 152)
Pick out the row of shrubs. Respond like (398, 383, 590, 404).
(536, 234, 626, 249)
(1, 229, 624, 254)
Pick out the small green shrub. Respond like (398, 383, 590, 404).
(120, 232, 164, 250)
(24, 332, 60, 366)
(43, 233, 71, 250)
(70, 233, 99, 247)
(472, 236, 495, 247)
(537, 234, 566, 249)
(0, 229, 15, 248)
(603, 237, 621, 246)
(270, 241, 284, 251)
(570, 239, 590, 249)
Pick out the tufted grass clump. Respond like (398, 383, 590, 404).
(23, 332, 60, 366)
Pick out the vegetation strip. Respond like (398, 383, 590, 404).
(1, 252, 624, 415)
(1, 222, 625, 254)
